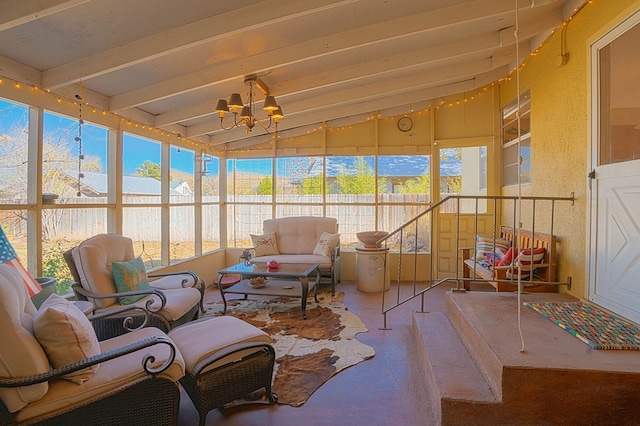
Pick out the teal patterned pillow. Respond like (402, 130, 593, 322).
(112, 257, 150, 305)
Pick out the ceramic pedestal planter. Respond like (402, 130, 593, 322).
(31, 277, 57, 309)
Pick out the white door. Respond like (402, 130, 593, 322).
(590, 160, 640, 323)
(589, 13, 640, 323)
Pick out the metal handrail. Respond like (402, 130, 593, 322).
(378, 193, 575, 330)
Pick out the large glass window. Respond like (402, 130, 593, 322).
(440, 146, 488, 214)
(599, 22, 640, 165)
(502, 91, 531, 186)
(43, 112, 108, 204)
(377, 155, 430, 250)
(227, 158, 273, 247)
(123, 134, 162, 265)
(202, 154, 220, 252)
(0, 99, 29, 204)
(169, 146, 195, 261)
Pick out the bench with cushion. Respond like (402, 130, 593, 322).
(460, 226, 558, 292)
(247, 216, 340, 295)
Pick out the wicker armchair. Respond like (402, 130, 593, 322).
(64, 234, 203, 340)
(0, 264, 185, 426)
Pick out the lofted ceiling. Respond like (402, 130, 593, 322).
(0, 0, 585, 151)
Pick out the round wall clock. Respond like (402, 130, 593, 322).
(397, 116, 413, 132)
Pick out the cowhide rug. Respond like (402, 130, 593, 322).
(204, 291, 375, 407)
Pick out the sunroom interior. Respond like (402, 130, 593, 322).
(1, 0, 640, 424)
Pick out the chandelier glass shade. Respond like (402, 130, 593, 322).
(215, 74, 283, 135)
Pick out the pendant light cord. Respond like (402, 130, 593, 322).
(515, 0, 526, 353)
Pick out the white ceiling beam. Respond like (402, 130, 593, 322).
(41, 0, 357, 89)
(0, 0, 89, 32)
(109, 0, 523, 111)
(0, 55, 41, 86)
(154, 8, 561, 128)
(154, 32, 503, 127)
(184, 58, 494, 139)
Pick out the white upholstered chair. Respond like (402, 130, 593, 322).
(64, 234, 203, 339)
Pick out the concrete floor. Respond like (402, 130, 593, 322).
(177, 280, 448, 426)
(176, 281, 640, 425)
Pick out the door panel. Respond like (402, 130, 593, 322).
(590, 160, 640, 323)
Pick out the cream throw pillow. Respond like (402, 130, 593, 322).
(250, 232, 280, 257)
(313, 232, 340, 257)
(33, 294, 100, 384)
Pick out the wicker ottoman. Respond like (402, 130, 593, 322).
(168, 316, 277, 426)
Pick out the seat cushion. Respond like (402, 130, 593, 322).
(263, 216, 337, 255)
(14, 327, 185, 423)
(72, 234, 137, 309)
(169, 316, 271, 372)
(0, 265, 50, 413)
(33, 294, 101, 384)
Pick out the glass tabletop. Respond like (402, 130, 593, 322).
(218, 262, 319, 278)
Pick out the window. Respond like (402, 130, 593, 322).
(275, 156, 323, 217)
(479, 146, 487, 190)
(122, 134, 162, 266)
(226, 158, 273, 247)
(201, 154, 220, 253)
(502, 91, 531, 186)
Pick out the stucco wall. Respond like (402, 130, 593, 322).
(499, 0, 640, 298)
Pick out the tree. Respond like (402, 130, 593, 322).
(257, 176, 273, 195)
(136, 160, 161, 180)
(336, 157, 376, 194)
(299, 175, 323, 195)
(399, 174, 430, 194)
(0, 114, 101, 240)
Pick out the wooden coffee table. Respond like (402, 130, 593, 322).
(216, 262, 320, 319)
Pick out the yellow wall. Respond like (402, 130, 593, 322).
(500, 0, 640, 299)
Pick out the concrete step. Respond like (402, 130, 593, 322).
(412, 311, 499, 425)
(441, 290, 640, 425)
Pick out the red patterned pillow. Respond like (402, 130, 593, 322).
(502, 247, 546, 278)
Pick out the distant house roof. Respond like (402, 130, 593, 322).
(322, 155, 461, 177)
(170, 180, 192, 195)
(69, 172, 183, 196)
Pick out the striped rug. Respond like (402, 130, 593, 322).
(524, 301, 640, 350)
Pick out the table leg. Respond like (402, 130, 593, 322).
(217, 273, 228, 314)
(313, 267, 320, 303)
(300, 276, 309, 319)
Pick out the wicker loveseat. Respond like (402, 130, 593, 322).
(247, 216, 340, 295)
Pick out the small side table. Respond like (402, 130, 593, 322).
(72, 300, 94, 316)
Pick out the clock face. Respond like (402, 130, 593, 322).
(397, 116, 413, 132)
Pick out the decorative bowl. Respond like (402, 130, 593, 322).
(267, 260, 280, 269)
(356, 231, 389, 248)
(248, 277, 267, 288)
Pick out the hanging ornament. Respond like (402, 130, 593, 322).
(75, 85, 85, 197)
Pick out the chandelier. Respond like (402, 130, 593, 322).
(215, 74, 284, 136)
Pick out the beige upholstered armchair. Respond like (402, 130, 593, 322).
(0, 264, 185, 426)
(64, 233, 203, 340)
